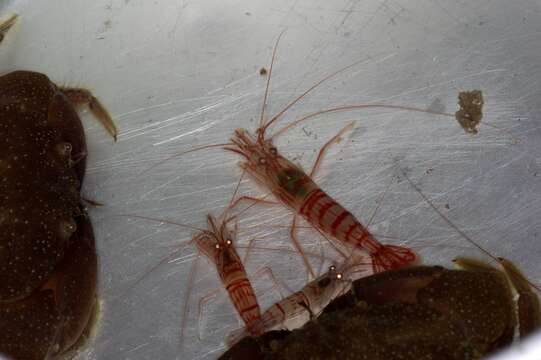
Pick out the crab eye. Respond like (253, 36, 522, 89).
(269, 147, 277, 155)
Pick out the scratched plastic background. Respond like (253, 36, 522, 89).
(1, 1, 540, 359)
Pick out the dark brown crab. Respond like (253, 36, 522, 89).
(0, 14, 117, 360)
(222, 258, 540, 360)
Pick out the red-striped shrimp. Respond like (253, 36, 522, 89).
(194, 214, 262, 331)
(225, 251, 372, 346)
(228, 123, 418, 273)
(121, 211, 263, 343)
(224, 55, 428, 273)
(153, 33, 457, 275)
(118, 171, 265, 342)
(122, 211, 346, 344)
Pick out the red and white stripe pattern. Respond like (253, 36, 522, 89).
(297, 187, 416, 271)
(220, 258, 261, 327)
(299, 188, 381, 254)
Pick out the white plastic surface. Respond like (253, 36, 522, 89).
(1, 1, 540, 359)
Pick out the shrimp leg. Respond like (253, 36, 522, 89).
(230, 195, 280, 211)
(241, 238, 291, 298)
(290, 214, 316, 280)
(309, 122, 355, 178)
(197, 289, 221, 340)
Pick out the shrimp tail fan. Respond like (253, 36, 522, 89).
(371, 244, 417, 272)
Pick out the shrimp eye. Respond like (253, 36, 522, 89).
(215, 244, 221, 249)
(269, 147, 278, 155)
(329, 265, 337, 272)
(258, 157, 267, 165)
(226, 239, 232, 245)
(336, 272, 343, 280)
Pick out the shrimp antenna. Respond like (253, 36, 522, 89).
(399, 168, 541, 292)
(270, 104, 454, 140)
(111, 228, 199, 306)
(141, 142, 233, 174)
(398, 169, 497, 261)
(110, 214, 207, 301)
(115, 214, 207, 233)
(180, 254, 201, 347)
(220, 169, 247, 224)
(259, 30, 286, 133)
(260, 55, 375, 139)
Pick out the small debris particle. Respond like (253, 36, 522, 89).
(260, 67, 268, 76)
(455, 90, 484, 134)
(302, 127, 312, 137)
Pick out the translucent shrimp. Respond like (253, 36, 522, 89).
(152, 33, 456, 275)
(120, 211, 344, 345)
(116, 170, 266, 345)
(228, 123, 418, 273)
(224, 39, 450, 273)
(119, 212, 262, 343)
(195, 214, 262, 331)
(225, 251, 373, 346)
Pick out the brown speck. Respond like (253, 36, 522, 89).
(259, 67, 268, 76)
(455, 90, 484, 134)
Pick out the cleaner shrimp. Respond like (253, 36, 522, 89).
(118, 174, 341, 344)
(116, 173, 268, 345)
(225, 250, 373, 347)
(119, 213, 262, 345)
(152, 32, 458, 275)
(121, 212, 357, 345)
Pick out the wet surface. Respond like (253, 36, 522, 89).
(2, 2, 541, 359)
